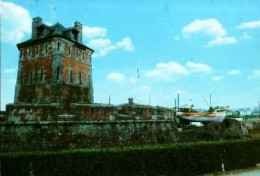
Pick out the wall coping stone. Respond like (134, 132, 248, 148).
(0, 119, 174, 126)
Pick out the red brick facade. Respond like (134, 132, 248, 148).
(14, 17, 94, 110)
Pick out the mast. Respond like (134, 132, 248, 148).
(174, 98, 177, 110)
(210, 94, 211, 108)
(177, 93, 180, 111)
(258, 101, 260, 119)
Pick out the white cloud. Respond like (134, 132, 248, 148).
(83, 24, 133, 57)
(129, 77, 138, 83)
(212, 76, 223, 81)
(249, 70, 260, 79)
(89, 37, 134, 57)
(145, 61, 188, 81)
(227, 70, 241, 76)
(241, 32, 252, 40)
(173, 36, 180, 40)
(181, 19, 237, 47)
(83, 26, 107, 39)
(186, 61, 212, 73)
(145, 61, 212, 81)
(134, 85, 151, 93)
(117, 37, 134, 51)
(3, 68, 16, 74)
(107, 72, 126, 82)
(0, 1, 31, 43)
(89, 38, 111, 48)
(182, 19, 226, 38)
(206, 37, 237, 47)
(236, 20, 260, 29)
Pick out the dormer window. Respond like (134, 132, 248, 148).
(38, 27, 44, 38)
(72, 31, 78, 41)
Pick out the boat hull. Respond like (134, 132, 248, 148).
(177, 110, 227, 122)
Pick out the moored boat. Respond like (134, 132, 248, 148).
(177, 104, 228, 123)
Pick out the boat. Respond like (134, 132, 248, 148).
(176, 104, 228, 123)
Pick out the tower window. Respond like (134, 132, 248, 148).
(40, 67, 44, 82)
(82, 52, 85, 60)
(36, 46, 39, 55)
(69, 68, 73, 83)
(76, 49, 79, 57)
(78, 72, 82, 85)
(56, 66, 60, 80)
(58, 42, 60, 51)
(19, 49, 23, 58)
(28, 48, 31, 57)
(30, 70, 33, 83)
(68, 46, 71, 55)
(88, 75, 91, 87)
(45, 44, 48, 53)
(20, 70, 23, 84)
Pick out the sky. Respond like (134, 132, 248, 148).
(1, 0, 260, 110)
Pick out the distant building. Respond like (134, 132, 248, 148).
(14, 17, 94, 110)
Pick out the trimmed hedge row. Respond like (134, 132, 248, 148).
(1, 138, 260, 176)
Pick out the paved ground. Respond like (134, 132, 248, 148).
(224, 167, 260, 176)
(203, 166, 260, 176)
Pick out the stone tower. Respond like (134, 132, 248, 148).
(14, 17, 94, 110)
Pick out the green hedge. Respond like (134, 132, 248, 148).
(1, 138, 260, 176)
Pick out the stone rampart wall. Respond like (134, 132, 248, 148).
(0, 120, 178, 152)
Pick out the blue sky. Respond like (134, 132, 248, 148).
(1, 0, 260, 110)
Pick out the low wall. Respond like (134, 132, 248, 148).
(6, 103, 61, 121)
(5, 103, 175, 122)
(70, 103, 175, 121)
(0, 120, 178, 152)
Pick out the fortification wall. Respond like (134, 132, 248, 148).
(5, 103, 175, 122)
(0, 120, 178, 152)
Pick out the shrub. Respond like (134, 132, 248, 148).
(1, 138, 260, 176)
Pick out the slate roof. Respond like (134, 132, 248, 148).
(17, 22, 94, 52)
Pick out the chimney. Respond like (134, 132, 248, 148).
(74, 21, 82, 43)
(128, 98, 134, 105)
(32, 17, 42, 39)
